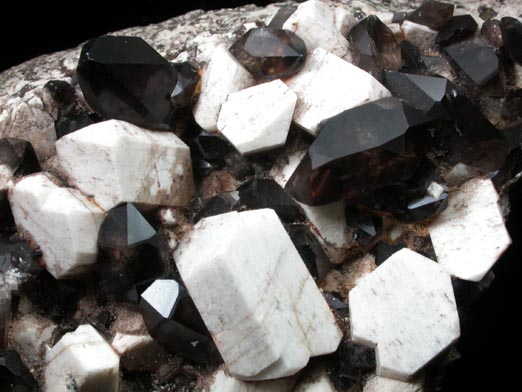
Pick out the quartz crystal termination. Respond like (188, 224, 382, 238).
(174, 209, 342, 380)
(77, 36, 179, 130)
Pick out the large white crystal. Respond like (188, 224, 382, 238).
(194, 45, 255, 131)
(174, 209, 342, 380)
(9, 173, 104, 279)
(55, 119, 194, 211)
(429, 178, 511, 282)
(204, 368, 294, 392)
(286, 48, 391, 135)
(217, 80, 297, 155)
(349, 248, 460, 381)
(44, 324, 120, 392)
(283, 0, 349, 58)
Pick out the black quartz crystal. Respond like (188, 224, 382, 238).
(436, 15, 478, 46)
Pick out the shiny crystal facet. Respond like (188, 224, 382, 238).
(407, 0, 455, 30)
(170, 62, 199, 109)
(435, 15, 478, 46)
(230, 27, 307, 81)
(286, 97, 437, 206)
(77, 35, 178, 130)
(0, 138, 41, 177)
(288, 225, 331, 281)
(500, 17, 522, 64)
(140, 279, 221, 363)
(348, 15, 401, 81)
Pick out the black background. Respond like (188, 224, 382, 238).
(1, 1, 519, 391)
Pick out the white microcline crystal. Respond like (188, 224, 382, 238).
(11, 311, 56, 364)
(334, 7, 357, 36)
(44, 324, 120, 392)
(217, 80, 297, 155)
(349, 248, 460, 381)
(174, 209, 342, 380)
(363, 375, 424, 392)
(194, 45, 255, 131)
(204, 368, 294, 392)
(55, 119, 194, 211)
(283, 0, 349, 58)
(9, 173, 104, 279)
(286, 48, 391, 135)
(429, 178, 511, 282)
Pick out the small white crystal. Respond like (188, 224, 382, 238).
(217, 80, 297, 155)
(286, 48, 390, 135)
(205, 368, 294, 392)
(283, 0, 349, 58)
(429, 178, 511, 282)
(349, 248, 460, 381)
(55, 119, 194, 211)
(44, 324, 120, 392)
(174, 209, 342, 380)
(9, 173, 104, 279)
(194, 45, 255, 131)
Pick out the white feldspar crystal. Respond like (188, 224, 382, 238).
(363, 375, 424, 392)
(283, 0, 349, 58)
(294, 370, 336, 392)
(205, 369, 294, 392)
(111, 332, 163, 371)
(286, 48, 391, 135)
(400, 21, 437, 50)
(174, 209, 342, 380)
(11, 311, 56, 363)
(217, 80, 297, 155)
(349, 248, 460, 381)
(9, 173, 104, 279)
(334, 7, 357, 37)
(44, 324, 120, 392)
(194, 45, 255, 132)
(429, 178, 511, 282)
(55, 119, 194, 211)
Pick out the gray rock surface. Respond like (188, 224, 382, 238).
(1, 0, 520, 162)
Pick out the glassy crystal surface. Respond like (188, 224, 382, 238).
(0, 138, 41, 177)
(97, 203, 164, 298)
(400, 41, 425, 72)
(500, 17, 522, 64)
(77, 35, 178, 130)
(348, 15, 401, 81)
(229, 27, 307, 81)
(286, 97, 438, 205)
(0, 236, 39, 275)
(170, 62, 199, 109)
(0, 350, 37, 391)
(238, 179, 304, 222)
(194, 192, 239, 223)
(444, 41, 500, 86)
(44, 80, 76, 108)
(481, 19, 503, 47)
(268, 5, 297, 29)
(373, 242, 406, 265)
(55, 106, 101, 139)
(0, 198, 15, 235)
(331, 341, 376, 390)
(345, 206, 382, 248)
(407, 0, 455, 30)
(288, 225, 331, 281)
(140, 279, 221, 363)
(436, 15, 478, 46)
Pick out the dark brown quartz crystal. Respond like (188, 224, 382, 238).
(286, 97, 439, 206)
(170, 62, 199, 109)
(348, 15, 401, 81)
(267, 5, 297, 29)
(230, 27, 306, 81)
(288, 225, 331, 281)
(500, 17, 522, 64)
(77, 36, 178, 130)
(0, 138, 41, 178)
(481, 19, 504, 48)
(407, 0, 455, 30)
(436, 15, 478, 46)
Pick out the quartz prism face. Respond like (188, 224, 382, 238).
(44, 324, 120, 392)
(286, 97, 437, 206)
(500, 17, 522, 65)
(444, 41, 500, 87)
(174, 209, 342, 380)
(0, 138, 41, 179)
(435, 15, 478, 46)
(285, 48, 391, 135)
(429, 178, 511, 282)
(349, 248, 460, 381)
(282, 0, 348, 58)
(217, 80, 297, 155)
(481, 19, 503, 48)
(77, 35, 178, 130)
(56, 119, 194, 211)
(229, 27, 307, 81)
(170, 61, 199, 109)
(406, 0, 454, 30)
(8, 174, 105, 279)
(139, 279, 221, 363)
(348, 15, 402, 81)
(193, 45, 255, 132)
(97, 203, 164, 298)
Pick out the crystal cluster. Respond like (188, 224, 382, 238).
(1, 0, 521, 390)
